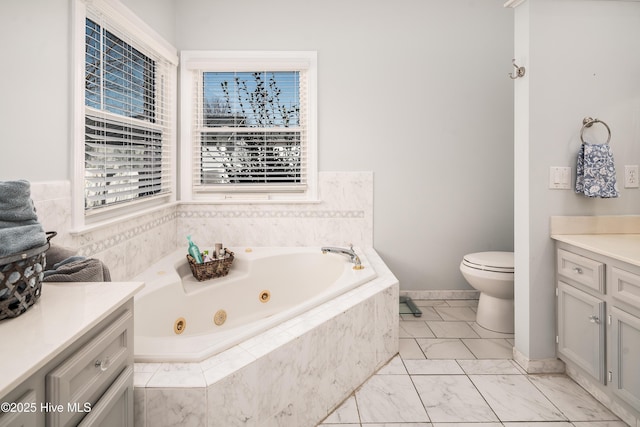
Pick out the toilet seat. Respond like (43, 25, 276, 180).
(462, 251, 514, 274)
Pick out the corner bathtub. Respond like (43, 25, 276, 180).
(132, 247, 399, 427)
(134, 247, 377, 362)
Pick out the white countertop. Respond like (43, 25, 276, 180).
(0, 281, 143, 398)
(551, 234, 640, 267)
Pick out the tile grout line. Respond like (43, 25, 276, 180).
(403, 354, 433, 425)
(463, 369, 505, 424)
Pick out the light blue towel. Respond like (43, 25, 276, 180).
(575, 143, 619, 198)
(0, 180, 47, 257)
(0, 180, 39, 223)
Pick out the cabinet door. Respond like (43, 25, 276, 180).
(610, 307, 640, 411)
(557, 281, 606, 383)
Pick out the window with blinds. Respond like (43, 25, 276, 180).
(83, 12, 174, 212)
(195, 71, 304, 191)
(182, 51, 317, 199)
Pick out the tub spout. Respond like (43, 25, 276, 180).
(321, 245, 363, 269)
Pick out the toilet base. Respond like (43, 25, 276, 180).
(475, 293, 514, 334)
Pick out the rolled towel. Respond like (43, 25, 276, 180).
(0, 180, 47, 257)
(0, 224, 47, 257)
(0, 180, 39, 223)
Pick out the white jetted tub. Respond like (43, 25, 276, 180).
(133, 246, 377, 362)
(132, 246, 398, 426)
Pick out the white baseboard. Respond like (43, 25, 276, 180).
(512, 347, 565, 374)
(400, 290, 479, 300)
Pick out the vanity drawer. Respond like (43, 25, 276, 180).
(0, 389, 37, 427)
(46, 309, 132, 427)
(77, 366, 133, 427)
(557, 249, 605, 294)
(611, 267, 640, 309)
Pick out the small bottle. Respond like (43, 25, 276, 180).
(187, 235, 203, 264)
(215, 243, 223, 259)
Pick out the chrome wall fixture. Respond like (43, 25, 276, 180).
(581, 117, 611, 145)
(509, 59, 526, 79)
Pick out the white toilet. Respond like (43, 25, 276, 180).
(459, 251, 514, 334)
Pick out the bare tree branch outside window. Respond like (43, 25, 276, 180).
(200, 71, 301, 186)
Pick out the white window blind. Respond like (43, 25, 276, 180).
(83, 8, 174, 211)
(192, 69, 309, 194)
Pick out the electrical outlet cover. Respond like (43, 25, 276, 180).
(624, 165, 639, 188)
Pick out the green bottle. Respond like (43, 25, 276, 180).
(187, 235, 203, 264)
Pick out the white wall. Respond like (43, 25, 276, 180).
(0, 0, 514, 292)
(0, 0, 70, 181)
(119, 0, 176, 43)
(513, 0, 640, 362)
(174, 0, 515, 291)
(0, 0, 176, 183)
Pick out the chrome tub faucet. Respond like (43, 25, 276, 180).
(321, 244, 364, 270)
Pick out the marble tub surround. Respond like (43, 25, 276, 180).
(177, 171, 374, 247)
(28, 180, 179, 280)
(29, 180, 73, 248)
(133, 247, 398, 427)
(73, 206, 178, 280)
(27, 172, 373, 282)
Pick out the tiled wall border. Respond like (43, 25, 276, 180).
(76, 211, 178, 257)
(177, 209, 365, 219)
(73, 208, 366, 258)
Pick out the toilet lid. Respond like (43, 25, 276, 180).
(463, 251, 514, 273)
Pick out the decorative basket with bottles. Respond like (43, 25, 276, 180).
(186, 251, 234, 281)
(185, 236, 234, 281)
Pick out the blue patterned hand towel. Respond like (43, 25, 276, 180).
(575, 143, 619, 198)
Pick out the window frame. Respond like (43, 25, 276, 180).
(180, 50, 318, 203)
(72, 0, 178, 230)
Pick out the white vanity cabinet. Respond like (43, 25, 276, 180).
(0, 282, 141, 427)
(555, 241, 640, 419)
(556, 248, 606, 383)
(609, 267, 640, 412)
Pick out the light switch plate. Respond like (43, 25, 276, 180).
(549, 166, 572, 189)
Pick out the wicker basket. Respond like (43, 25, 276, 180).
(187, 250, 234, 281)
(0, 231, 56, 320)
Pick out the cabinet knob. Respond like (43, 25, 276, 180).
(95, 357, 111, 372)
(588, 315, 600, 324)
(573, 267, 583, 274)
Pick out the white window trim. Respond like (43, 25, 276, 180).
(179, 50, 318, 203)
(71, 0, 178, 231)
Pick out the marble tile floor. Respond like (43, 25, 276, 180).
(317, 299, 627, 427)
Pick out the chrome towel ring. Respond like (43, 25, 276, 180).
(580, 117, 611, 145)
